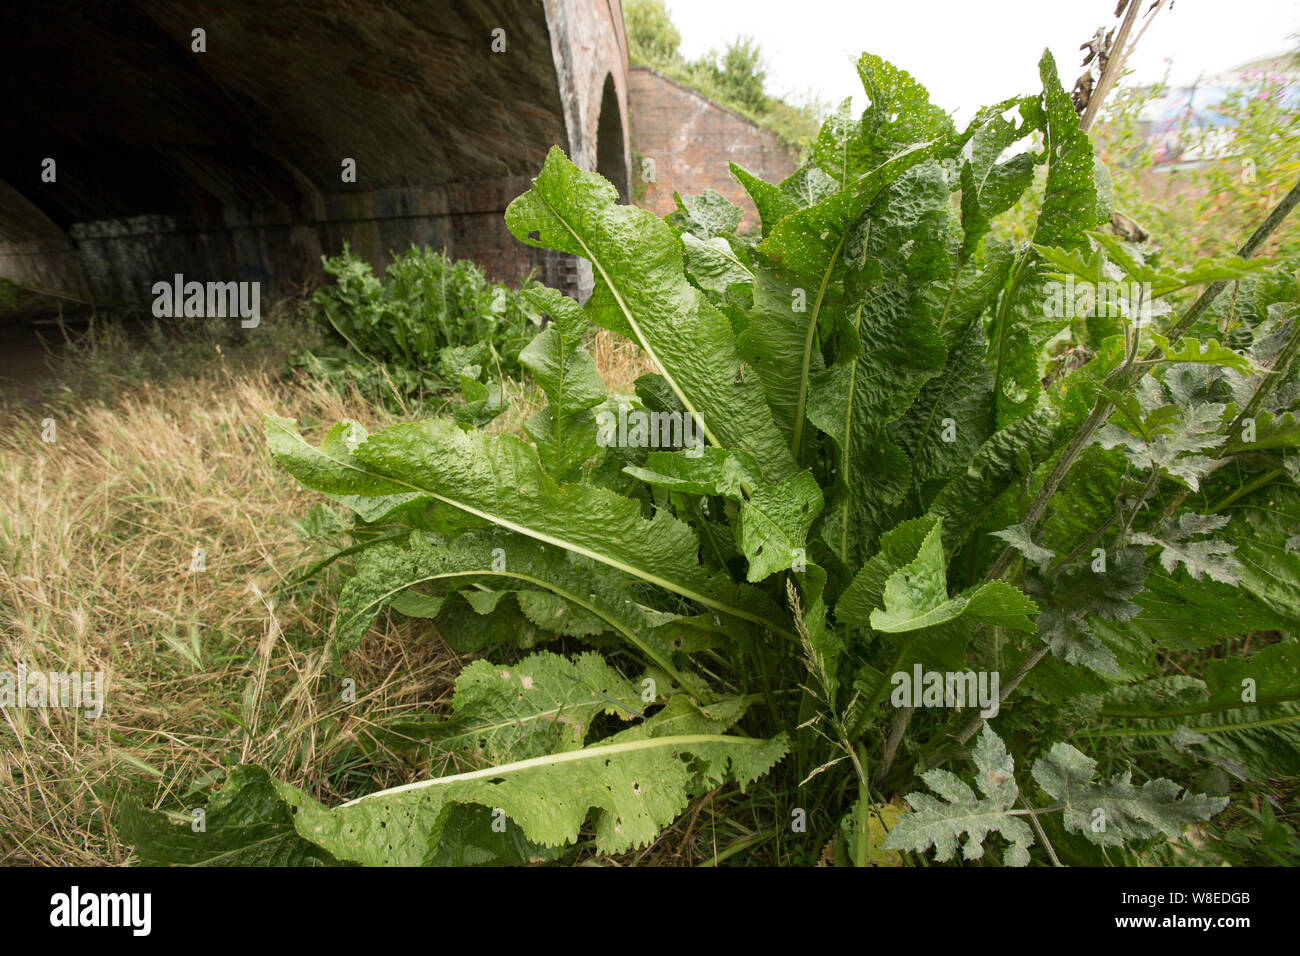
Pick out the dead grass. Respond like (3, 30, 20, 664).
(0, 356, 465, 865)
(0, 311, 669, 866)
(588, 326, 658, 394)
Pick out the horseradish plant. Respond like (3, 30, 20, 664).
(122, 50, 1300, 866)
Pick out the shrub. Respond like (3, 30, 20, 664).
(123, 49, 1300, 867)
(290, 244, 541, 411)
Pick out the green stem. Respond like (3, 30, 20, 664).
(698, 828, 780, 867)
(1088, 711, 1300, 737)
(1206, 468, 1283, 514)
(1098, 692, 1300, 721)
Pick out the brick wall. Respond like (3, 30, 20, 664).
(627, 66, 800, 229)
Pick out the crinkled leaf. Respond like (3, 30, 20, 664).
(506, 147, 793, 480)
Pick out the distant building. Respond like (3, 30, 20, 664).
(1138, 50, 1300, 169)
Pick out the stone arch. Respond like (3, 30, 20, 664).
(595, 73, 629, 202)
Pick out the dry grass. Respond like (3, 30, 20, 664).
(0, 312, 671, 866)
(0, 355, 465, 865)
(588, 326, 658, 394)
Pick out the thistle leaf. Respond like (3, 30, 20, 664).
(1095, 402, 1229, 492)
(1132, 513, 1243, 585)
(1031, 743, 1228, 847)
(883, 726, 1034, 866)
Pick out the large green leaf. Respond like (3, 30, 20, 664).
(627, 447, 823, 583)
(807, 164, 953, 565)
(731, 162, 797, 238)
(505, 147, 793, 481)
(117, 766, 340, 866)
(812, 54, 955, 184)
(268, 417, 790, 639)
(868, 518, 1037, 635)
(418, 651, 647, 763)
(274, 698, 788, 864)
(987, 51, 1100, 426)
(333, 530, 707, 693)
(959, 111, 1036, 259)
(928, 408, 1064, 552)
(518, 286, 606, 479)
(739, 141, 943, 460)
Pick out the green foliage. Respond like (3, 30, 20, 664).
(1091, 68, 1300, 269)
(290, 244, 541, 411)
(122, 47, 1300, 867)
(624, 0, 681, 65)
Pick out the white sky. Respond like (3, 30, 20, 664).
(663, 0, 1300, 123)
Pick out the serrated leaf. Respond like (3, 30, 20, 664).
(274, 699, 789, 863)
(1091, 232, 1276, 296)
(1095, 401, 1229, 491)
(1148, 333, 1263, 376)
(884, 726, 1034, 866)
(517, 291, 607, 478)
(1132, 513, 1243, 585)
(1031, 743, 1228, 847)
(1037, 608, 1121, 676)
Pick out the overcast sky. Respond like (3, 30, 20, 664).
(663, 0, 1300, 122)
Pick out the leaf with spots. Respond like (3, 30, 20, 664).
(272, 697, 788, 863)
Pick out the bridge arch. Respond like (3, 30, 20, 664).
(0, 0, 630, 307)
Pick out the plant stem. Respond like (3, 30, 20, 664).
(873, 706, 913, 785)
(1206, 468, 1283, 514)
(1079, 0, 1144, 133)
(1019, 795, 1063, 867)
(986, 173, 1300, 583)
(698, 827, 779, 867)
(922, 645, 1050, 770)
